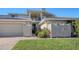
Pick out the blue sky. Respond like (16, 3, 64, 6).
(0, 8, 79, 17)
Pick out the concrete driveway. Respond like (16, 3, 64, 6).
(0, 37, 37, 50)
(0, 37, 20, 50)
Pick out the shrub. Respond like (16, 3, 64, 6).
(37, 29, 49, 38)
(35, 30, 40, 36)
(37, 31, 45, 38)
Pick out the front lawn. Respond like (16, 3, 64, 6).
(12, 38, 79, 50)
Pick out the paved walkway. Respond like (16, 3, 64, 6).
(0, 37, 37, 50)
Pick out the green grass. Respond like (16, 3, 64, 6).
(12, 38, 79, 50)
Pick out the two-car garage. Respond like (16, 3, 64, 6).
(0, 19, 32, 37)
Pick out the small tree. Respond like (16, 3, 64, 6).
(74, 20, 79, 36)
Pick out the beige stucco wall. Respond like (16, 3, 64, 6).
(23, 21, 32, 36)
(40, 20, 66, 29)
(40, 22, 48, 29)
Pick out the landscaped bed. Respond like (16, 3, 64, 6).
(12, 38, 79, 50)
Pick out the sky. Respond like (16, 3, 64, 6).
(0, 8, 79, 17)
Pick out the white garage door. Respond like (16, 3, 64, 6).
(0, 23, 23, 36)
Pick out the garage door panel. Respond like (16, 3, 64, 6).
(0, 23, 23, 36)
(52, 24, 71, 37)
